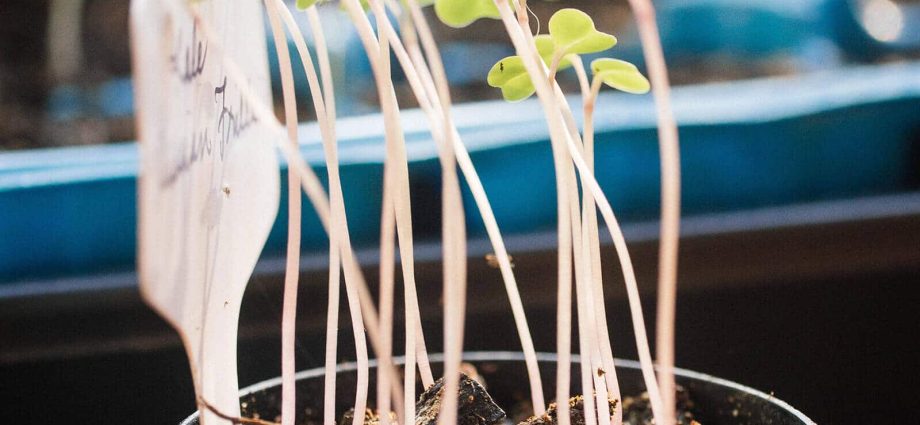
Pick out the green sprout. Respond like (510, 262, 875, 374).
(339, 0, 435, 12)
(547, 8, 617, 60)
(488, 8, 630, 102)
(295, 0, 319, 10)
(488, 35, 575, 102)
(487, 56, 533, 102)
(434, 0, 500, 28)
(591, 58, 650, 94)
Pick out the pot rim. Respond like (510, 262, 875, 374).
(181, 351, 815, 425)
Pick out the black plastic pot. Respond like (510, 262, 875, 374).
(181, 351, 814, 425)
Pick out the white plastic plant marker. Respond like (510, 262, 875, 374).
(130, 1, 280, 424)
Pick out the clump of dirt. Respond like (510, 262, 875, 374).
(335, 373, 506, 425)
(415, 373, 506, 425)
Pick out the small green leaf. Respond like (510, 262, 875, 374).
(591, 58, 650, 94)
(296, 0, 319, 10)
(434, 0, 500, 28)
(548, 8, 617, 56)
(535, 35, 572, 71)
(345, 0, 435, 15)
(488, 56, 536, 102)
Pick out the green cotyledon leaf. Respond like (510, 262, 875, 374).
(435, 0, 499, 28)
(344, 0, 435, 12)
(548, 8, 617, 56)
(591, 58, 650, 94)
(296, 0, 319, 10)
(488, 56, 536, 102)
(535, 34, 572, 71)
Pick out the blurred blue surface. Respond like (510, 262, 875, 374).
(4, 61, 919, 283)
(48, 0, 920, 122)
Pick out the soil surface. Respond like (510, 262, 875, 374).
(619, 386, 698, 425)
(519, 395, 618, 425)
(335, 386, 698, 425)
(517, 386, 697, 425)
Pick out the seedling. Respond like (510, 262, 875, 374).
(433, 3, 674, 425)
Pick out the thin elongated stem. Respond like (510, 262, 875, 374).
(323, 249, 343, 425)
(569, 168, 601, 425)
(263, 4, 301, 425)
(377, 160, 398, 425)
(396, 3, 467, 425)
(623, 1, 682, 422)
(572, 57, 623, 425)
(376, 17, 401, 425)
(306, 9, 336, 123)
(494, 2, 665, 423)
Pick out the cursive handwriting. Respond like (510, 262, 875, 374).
(214, 77, 258, 160)
(160, 77, 259, 189)
(170, 22, 208, 83)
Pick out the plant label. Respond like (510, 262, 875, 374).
(131, 1, 280, 423)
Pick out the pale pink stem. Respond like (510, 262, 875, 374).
(375, 15, 400, 425)
(377, 155, 397, 424)
(572, 229, 598, 425)
(623, 1, 681, 422)
(555, 267, 573, 425)
(323, 257, 343, 425)
(395, 4, 471, 425)
(571, 58, 623, 425)
(306, 9, 336, 123)
(263, 4, 301, 425)
(569, 172, 601, 425)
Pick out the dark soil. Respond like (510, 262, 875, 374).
(518, 386, 697, 425)
(620, 386, 698, 425)
(519, 395, 618, 425)
(329, 380, 699, 425)
(339, 408, 398, 425)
